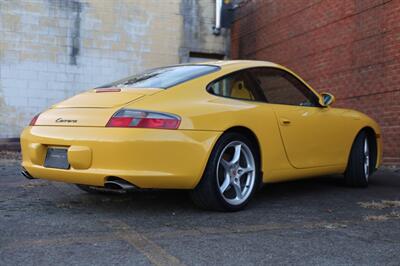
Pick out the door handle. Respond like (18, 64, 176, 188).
(280, 118, 291, 125)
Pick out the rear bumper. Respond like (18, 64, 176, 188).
(21, 126, 221, 189)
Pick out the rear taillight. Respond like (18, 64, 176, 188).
(29, 113, 40, 126)
(106, 109, 180, 129)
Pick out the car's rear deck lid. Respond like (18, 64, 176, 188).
(54, 88, 162, 108)
(35, 108, 117, 127)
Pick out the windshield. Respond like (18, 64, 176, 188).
(98, 64, 220, 89)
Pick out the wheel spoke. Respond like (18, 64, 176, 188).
(219, 173, 230, 193)
(231, 144, 242, 164)
(237, 166, 253, 179)
(220, 159, 230, 170)
(232, 182, 243, 199)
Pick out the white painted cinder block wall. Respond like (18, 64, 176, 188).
(0, 0, 228, 138)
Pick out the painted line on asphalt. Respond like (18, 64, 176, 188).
(103, 219, 186, 266)
(1, 219, 357, 250)
(1, 218, 373, 256)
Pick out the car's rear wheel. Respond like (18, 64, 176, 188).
(344, 131, 373, 187)
(190, 132, 261, 211)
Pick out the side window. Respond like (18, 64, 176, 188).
(208, 71, 262, 101)
(249, 68, 317, 107)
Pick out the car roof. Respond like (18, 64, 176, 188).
(193, 60, 282, 69)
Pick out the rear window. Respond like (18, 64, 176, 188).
(98, 65, 220, 89)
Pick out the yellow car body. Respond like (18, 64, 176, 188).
(21, 60, 382, 191)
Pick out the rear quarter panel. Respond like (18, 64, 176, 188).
(123, 67, 294, 183)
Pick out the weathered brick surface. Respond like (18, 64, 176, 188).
(231, 0, 400, 166)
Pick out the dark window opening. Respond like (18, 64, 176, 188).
(248, 68, 319, 107)
(188, 52, 225, 63)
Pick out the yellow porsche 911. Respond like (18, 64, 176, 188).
(21, 60, 382, 211)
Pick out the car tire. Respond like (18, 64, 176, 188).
(190, 132, 261, 211)
(344, 130, 372, 188)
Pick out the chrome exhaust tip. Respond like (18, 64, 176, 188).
(104, 178, 137, 191)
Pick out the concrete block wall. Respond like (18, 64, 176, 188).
(231, 0, 400, 166)
(0, 0, 227, 138)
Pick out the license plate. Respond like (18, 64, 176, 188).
(44, 148, 69, 169)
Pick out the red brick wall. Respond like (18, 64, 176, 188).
(231, 0, 400, 166)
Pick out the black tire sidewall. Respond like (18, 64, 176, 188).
(345, 131, 370, 187)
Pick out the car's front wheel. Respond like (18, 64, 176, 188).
(190, 132, 261, 211)
(344, 130, 374, 187)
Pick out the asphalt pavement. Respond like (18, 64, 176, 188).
(1, 151, 400, 266)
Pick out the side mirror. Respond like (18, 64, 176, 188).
(320, 92, 335, 107)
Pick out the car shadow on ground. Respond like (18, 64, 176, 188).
(53, 175, 356, 214)
(48, 171, 396, 220)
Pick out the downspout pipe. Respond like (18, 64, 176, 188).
(213, 0, 222, 35)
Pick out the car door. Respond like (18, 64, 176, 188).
(248, 67, 349, 169)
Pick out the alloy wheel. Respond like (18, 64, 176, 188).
(216, 141, 256, 205)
